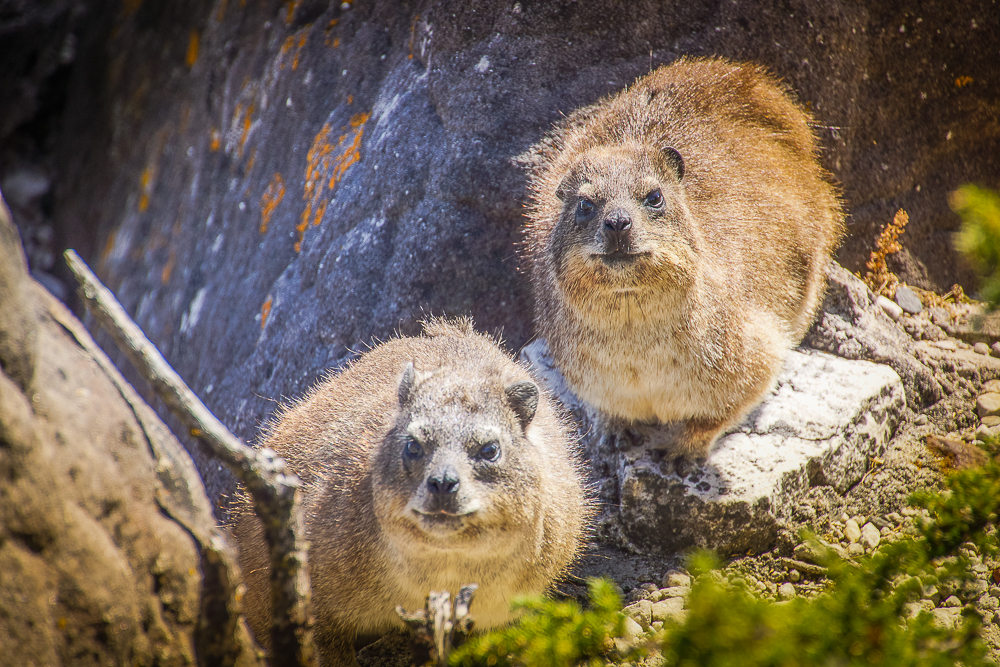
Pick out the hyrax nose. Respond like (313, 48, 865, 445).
(602, 212, 632, 250)
(427, 467, 460, 495)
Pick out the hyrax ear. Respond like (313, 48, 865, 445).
(656, 146, 684, 181)
(505, 380, 539, 429)
(554, 172, 579, 203)
(398, 362, 416, 407)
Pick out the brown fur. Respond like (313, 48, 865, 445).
(233, 318, 590, 666)
(521, 57, 844, 459)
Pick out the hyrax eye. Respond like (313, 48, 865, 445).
(576, 198, 595, 220)
(402, 437, 424, 460)
(477, 442, 501, 462)
(644, 189, 664, 209)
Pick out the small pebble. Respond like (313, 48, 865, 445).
(778, 583, 796, 600)
(659, 587, 688, 599)
(839, 512, 850, 523)
(914, 414, 928, 425)
(844, 519, 862, 543)
(651, 598, 685, 622)
(624, 600, 652, 629)
(851, 515, 867, 528)
(877, 295, 903, 320)
(992, 342, 1000, 358)
(789, 569, 801, 582)
(930, 339, 957, 352)
(989, 586, 1000, 599)
(848, 542, 865, 556)
(880, 526, 891, 536)
(860, 523, 881, 550)
(983, 416, 1000, 427)
(894, 285, 923, 314)
(977, 393, 1000, 419)
(662, 571, 691, 589)
(647, 590, 663, 603)
(983, 379, 1000, 393)
(944, 595, 962, 608)
(886, 512, 904, 524)
(975, 342, 991, 355)
(621, 616, 644, 641)
(651, 621, 664, 632)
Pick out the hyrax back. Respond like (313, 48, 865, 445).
(522, 57, 844, 460)
(234, 318, 589, 665)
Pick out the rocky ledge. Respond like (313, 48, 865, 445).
(522, 342, 905, 556)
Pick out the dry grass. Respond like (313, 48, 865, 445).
(863, 208, 909, 297)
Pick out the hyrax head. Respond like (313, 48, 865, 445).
(372, 361, 544, 555)
(549, 142, 700, 311)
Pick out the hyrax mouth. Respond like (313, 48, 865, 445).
(411, 508, 475, 534)
(593, 249, 649, 265)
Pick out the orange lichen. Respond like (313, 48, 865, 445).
(284, 0, 297, 24)
(210, 128, 221, 151)
(232, 101, 256, 157)
(216, 0, 227, 22)
(161, 249, 176, 284)
(347, 94, 353, 105)
(260, 173, 286, 234)
(280, 35, 296, 59)
(408, 15, 419, 59)
(101, 230, 118, 261)
(955, 76, 974, 87)
(260, 297, 273, 329)
(246, 147, 257, 174)
(292, 32, 308, 70)
(138, 165, 154, 212)
(324, 18, 339, 46)
(297, 112, 371, 252)
(185, 30, 200, 68)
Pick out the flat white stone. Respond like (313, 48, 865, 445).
(522, 340, 906, 555)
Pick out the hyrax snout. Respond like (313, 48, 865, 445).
(234, 318, 589, 666)
(522, 57, 844, 463)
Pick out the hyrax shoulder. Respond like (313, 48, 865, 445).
(233, 318, 589, 665)
(521, 57, 844, 461)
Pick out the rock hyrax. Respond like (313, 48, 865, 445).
(521, 57, 844, 461)
(234, 318, 589, 665)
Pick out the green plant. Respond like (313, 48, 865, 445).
(952, 185, 1000, 309)
(450, 577, 642, 667)
(450, 452, 1000, 667)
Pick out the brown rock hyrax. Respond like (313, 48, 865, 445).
(234, 318, 589, 666)
(521, 57, 844, 462)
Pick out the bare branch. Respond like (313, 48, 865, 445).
(64, 250, 316, 667)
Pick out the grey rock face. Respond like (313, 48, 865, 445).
(804, 262, 942, 407)
(522, 339, 905, 556)
(0, 0, 986, 505)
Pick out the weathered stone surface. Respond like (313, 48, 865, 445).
(805, 262, 942, 407)
(522, 338, 905, 556)
(0, 0, 993, 505)
(0, 198, 260, 666)
(977, 392, 1000, 418)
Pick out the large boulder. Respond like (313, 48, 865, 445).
(0, 197, 260, 666)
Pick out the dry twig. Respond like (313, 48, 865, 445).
(397, 585, 478, 667)
(64, 250, 316, 667)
